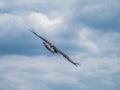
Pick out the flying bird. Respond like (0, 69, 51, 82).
(30, 30, 79, 67)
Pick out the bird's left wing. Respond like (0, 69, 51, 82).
(55, 47, 79, 67)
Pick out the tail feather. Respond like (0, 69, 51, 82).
(74, 63, 80, 67)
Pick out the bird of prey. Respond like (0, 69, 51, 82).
(30, 30, 79, 67)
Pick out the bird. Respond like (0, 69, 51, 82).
(30, 30, 79, 67)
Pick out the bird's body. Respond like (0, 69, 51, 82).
(30, 30, 79, 67)
(43, 42, 56, 54)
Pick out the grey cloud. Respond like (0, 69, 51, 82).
(0, 0, 119, 57)
(96, 31, 120, 54)
(0, 12, 64, 55)
(66, 0, 120, 31)
(0, 0, 120, 90)
(0, 0, 75, 15)
(1, 0, 120, 32)
(69, 28, 120, 55)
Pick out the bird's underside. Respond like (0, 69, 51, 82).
(30, 30, 79, 67)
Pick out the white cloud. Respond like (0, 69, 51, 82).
(28, 12, 63, 29)
(0, 12, 63, 38)
(0, 1, 4, 8)
(77, 28, 100, 52)
(80, 41, 99, 52)
(42, 72, 79, 84)
(81, 0, 119, 16)
(76, 28, 120, 54)
(0, 0, 120, 89)
(97, 32, 120, 53)
(0, 55, 80, 90)
(0, 54, 119, 90)
(81, 55, 120, 76)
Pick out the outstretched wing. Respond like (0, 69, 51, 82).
(30, 29, 79, 67)
(56, 48, 79, 67)
(30, 29, 52, 45)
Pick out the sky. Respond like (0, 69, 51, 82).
(0, 0, 120, 90)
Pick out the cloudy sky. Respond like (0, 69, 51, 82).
(0, 0, 120, 90)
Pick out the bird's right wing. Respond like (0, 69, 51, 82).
(30, 29, 52, 45)
(56, 48, 79, 67)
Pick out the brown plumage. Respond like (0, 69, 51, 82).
(30, 30, 79, 67)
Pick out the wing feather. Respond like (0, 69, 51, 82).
(30, 30, 52, 45)
(56, 48, 79, 67)
(30, 29, 79, 67)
